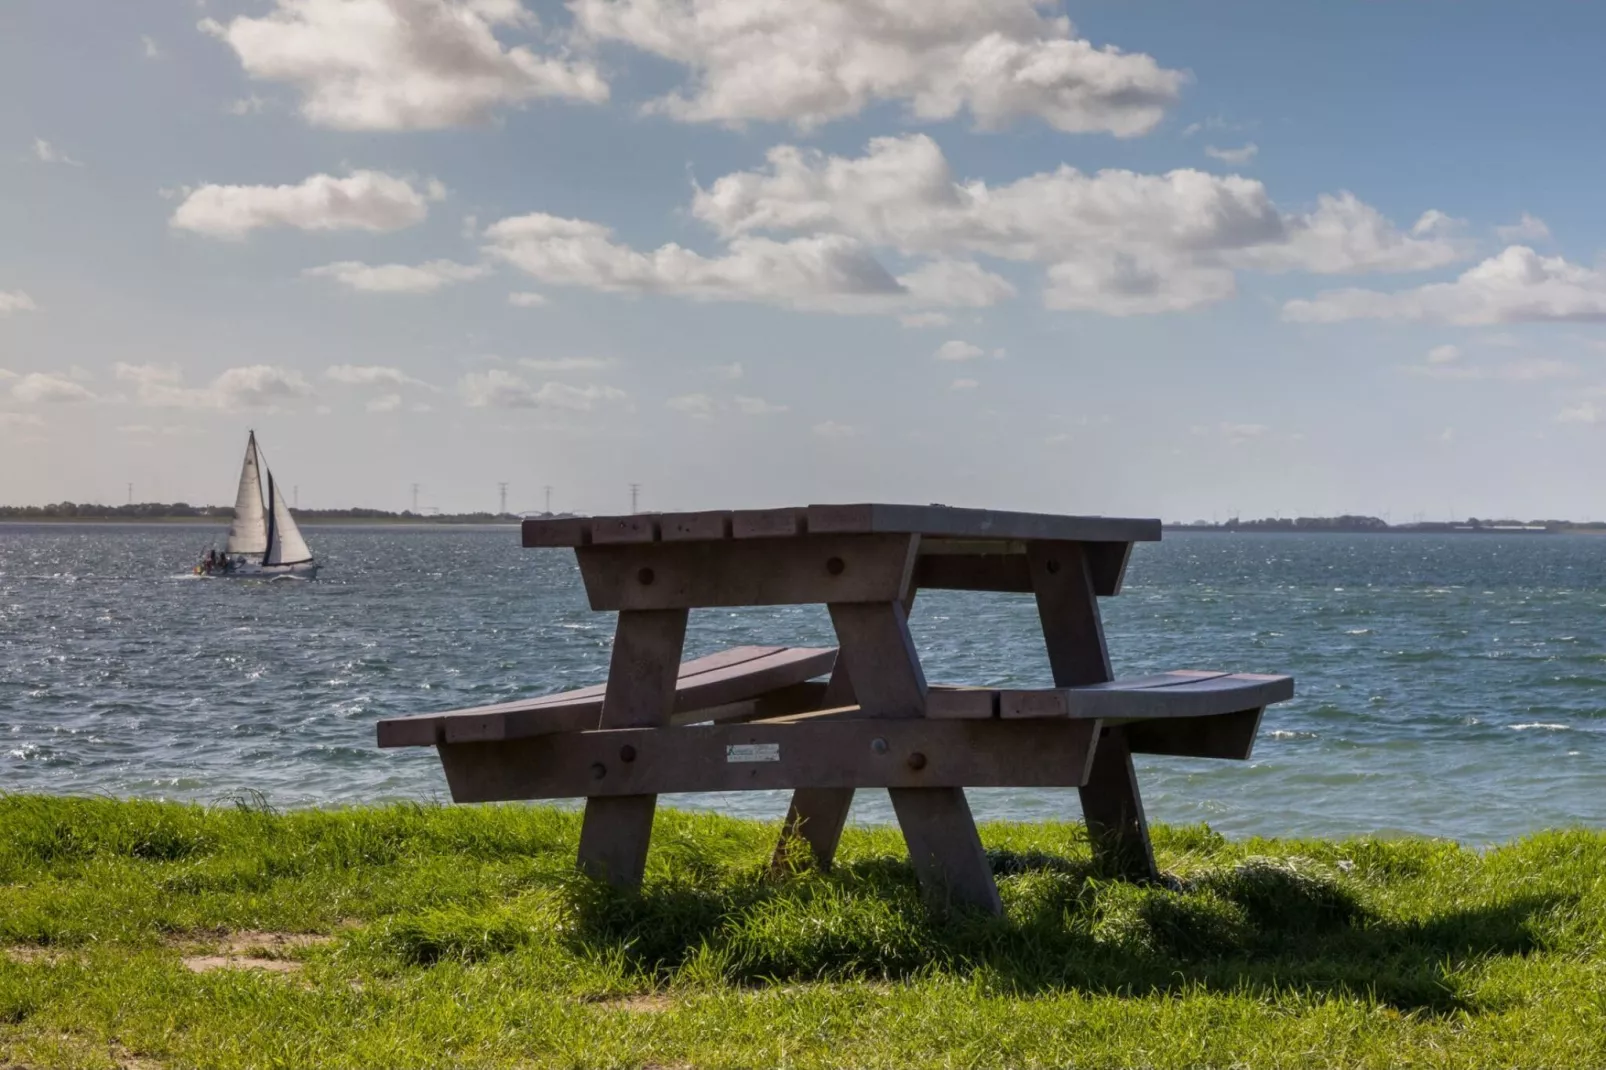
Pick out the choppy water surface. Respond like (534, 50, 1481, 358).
(3, 523, 1605, 843)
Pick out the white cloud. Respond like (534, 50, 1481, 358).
(483, 211, 1000, 313)
(508, 291, 549, 307)
(949, 378, 978, 390)
(899, 312, 951, 328)
(1204, 142, 1257, 165)
(732, 394, 786, 414)
(517, 356, 614, 372)
(0, 412, 44, 428)
(325, 364, 432, 388)
(170, 170, 436, 237)
(692, 134, 1462, 316)
(933, 339, 1005, 362)
(305, 259, 487, 293)
(1557, 401, 1600, 425)
(459, 369, 626, 409)
(1285, 246, 1606, 325)
(203, 0, 607, 131)
(1495, 213, 1550, 243)
(114, 362, 314, 408)
(573, 0, 1184, 134)
(1427, 344, 1460, 364)
(0, 291, 37, 316)
(11, 373, 96, 404)
(713, 361, 743, 380)
(229, 95, 270, 115)
(142, 34, 163, 59)
(667, 392, 717, 418)
(33, 138, 82, 166)
(1408, 357, 1575, 382)
(812, 419, 858, 439)
(934, 340, 983, 362)
(366, 393, 403, 412)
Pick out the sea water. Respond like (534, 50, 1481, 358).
(3, 523, 1604, 843)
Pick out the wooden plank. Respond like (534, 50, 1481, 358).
(1028, 541, 1111, 687)
(1084, 541, 1134, 596)
(591, 515, 659, 544)
(575, 608, 688, 888)
(731, 507, 807, 539)
(828, 601, 926, 718)
(522, 516, 592, 547)
(806, 503, 1161, 545)
(658, 511, 732, 541)
(1126, 708, 1264, 760)
(435, 718, 1100, 801)
(769, 642, 861, 874)
(889, 787, 1003, 914)
(773, 788, 856, 874)
(1066, 673, 1292, 722)
(1079, 727, 1157, 881)
(913, 553, 1033, 593)
(527, 505, 1159, 549)
(925, 687, 998, 720)
(676, 680, 832, 726)
(376, 646, 825, 747)
(1028, 538, 1158, 883)
(576, 534, 919, 611)
(999, 689, 1070, 719)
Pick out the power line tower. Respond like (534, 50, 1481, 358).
(126, 482, 133, 505)
(411, 483, 420, 512)
(498, 482, 508, 515)
(629, 483, 640, 513)
(543, 485, 553, 516)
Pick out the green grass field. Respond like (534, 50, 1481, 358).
(3, 795, 1604, 1068)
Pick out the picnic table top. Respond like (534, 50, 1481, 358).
(524, 503, 1162, 549)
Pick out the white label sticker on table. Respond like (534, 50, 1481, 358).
(726, 743, 780, 763)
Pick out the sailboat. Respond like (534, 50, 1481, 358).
(197, 431, 318, 579)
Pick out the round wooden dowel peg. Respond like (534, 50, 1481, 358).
(590, 762, 607, 780)
(907, 752, 927, 771)
(636, 567, 655, 585)
(1045, 559, 1060, 574)
(619, 745, 637, 763)
(825, 556, 846, 576)
(871, 736, 888, 754)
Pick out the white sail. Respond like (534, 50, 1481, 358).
(225, 431, 268, 556)
(262, 471, 313, 566)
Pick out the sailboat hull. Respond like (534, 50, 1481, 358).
(206, 560, 319, 580)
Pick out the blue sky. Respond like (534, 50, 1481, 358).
(3, 0, 1605, 520)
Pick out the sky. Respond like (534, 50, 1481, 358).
(3, 1, 1606, 522)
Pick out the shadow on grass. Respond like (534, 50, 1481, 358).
(558, 847, 1565, 1013)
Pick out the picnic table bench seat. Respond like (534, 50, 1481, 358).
(376, 645, 836, 747)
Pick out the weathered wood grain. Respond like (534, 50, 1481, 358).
(575, 608, 688, 888)
(575, 534, 919, 610)
(1125, 707, 1264, 760)
(890, 787, 1004, 914)
(435, 718, 1099, 801)
(521, 504, 1161, 548)
(378, 646, 836, 747)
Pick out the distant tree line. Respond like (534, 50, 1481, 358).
(0, 502, 526, 523)
(1168, 515, 1606, 534)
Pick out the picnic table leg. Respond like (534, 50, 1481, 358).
(575, 608, 689, 888)
(770, 587, 917, 874)
(1027, 541, 1161, 883)
(830, 600, 1002, 915)
(770, 661, 857, 872)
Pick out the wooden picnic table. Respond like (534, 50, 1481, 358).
(377, 503, 1293, 914)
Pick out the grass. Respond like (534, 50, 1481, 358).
(2, 796, 1604, 1068)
